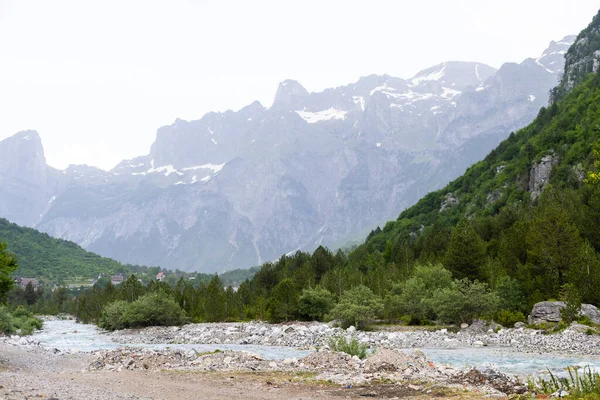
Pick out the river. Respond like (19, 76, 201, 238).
(31, 319, 600, 376)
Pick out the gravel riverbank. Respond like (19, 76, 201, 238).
(109, 319, 600, 356)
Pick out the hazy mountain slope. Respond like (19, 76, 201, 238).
(0, 36, 576, 273)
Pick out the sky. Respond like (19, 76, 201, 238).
(0, 1, 598, 170)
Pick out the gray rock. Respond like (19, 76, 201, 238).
(462, 319, 498, 334)
(528, 301, 565, 325)
(528, 301, 600, 325)
(580, 304, 600, 324)
(440, 193, 459, 212)
(566, 322, 590, 334)
(486, 189, 503, 205)
(529, 154, 559, 201)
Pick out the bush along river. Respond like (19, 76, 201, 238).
(4, 317, 600, 397)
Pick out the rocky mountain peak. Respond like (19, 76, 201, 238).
(0, 130, 46, 173)
(532, 35, 576, 74)
(0, 130, 51, 227)
(272, 79, 309, 109)
(409, 62, 496, 90)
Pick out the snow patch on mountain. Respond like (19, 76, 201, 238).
(296, 108, 347, 123)
(441, 87, 461, 99)
(352, 96, 365, 111)
(410, 64, 446, 85)
(182, 163, 225, 173)
(132, 164, 183, 177)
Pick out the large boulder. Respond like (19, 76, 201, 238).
(528, 301, 600, 325)
(460, 319, 502, 333)
(580, 304, 600, 324)
(528, 301, 565, 325)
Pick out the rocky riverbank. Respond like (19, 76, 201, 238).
(87, 346, 525, 397)
(108, 319, 600, 356)
(0, 335, 525, 399)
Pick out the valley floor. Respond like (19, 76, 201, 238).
(0, 344, 482, 400)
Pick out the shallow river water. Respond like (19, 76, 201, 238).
(31, 320, 600, 376)
(32, 320, 312, 360)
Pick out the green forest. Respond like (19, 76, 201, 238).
(0, 217, 257, 287)
(0, 217, 132, 281)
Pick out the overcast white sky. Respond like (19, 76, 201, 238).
(1, 1, 598, 170)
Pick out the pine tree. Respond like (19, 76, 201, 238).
(268, 279, 298, 322)
(118, 275, 145, 302)
(24, 282, 37, 305)
(527, 202, 584, 297)
(445, 219, 487, 281)
(205, 275, 225, 322)
(0, 242, 18, 303)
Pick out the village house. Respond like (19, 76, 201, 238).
(15, 277, 40, 289)
(156, 272, 166, 281)
(110, 274, 125, 285)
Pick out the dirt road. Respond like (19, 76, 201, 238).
(0, 345, 484, 399)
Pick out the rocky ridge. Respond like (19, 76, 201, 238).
(0, 36, 576, 272)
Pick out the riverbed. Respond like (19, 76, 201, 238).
(31, 319, 600, 377)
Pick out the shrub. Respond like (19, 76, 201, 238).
(560, 283, 582, 324)
(0, 306, 14, 334)
(298, 286, 335, 321)
(328, 335, 368, 359)
(495, 310, 526, 327)
(99, 293, 189, 331)
(329, 285, 383, 330)
(18, 317, 43, 335)
(98, 300, 128, 331)
(387, 263, 453, 321)
(0, 305, 42, 336)
(534, 366, 600, 397)
(430, 279, 499, 324)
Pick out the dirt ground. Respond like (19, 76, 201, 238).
(0, 346, 488, 400)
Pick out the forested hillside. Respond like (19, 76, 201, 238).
(0, 216, 257, 285)
(0, 218, 130, 281)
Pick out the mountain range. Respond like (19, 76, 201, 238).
(0, 35, 575, 273)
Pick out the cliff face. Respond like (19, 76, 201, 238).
(0, 37, 577, 273)
(0, 130, 61, 226)
(552, 13, 600, 101)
